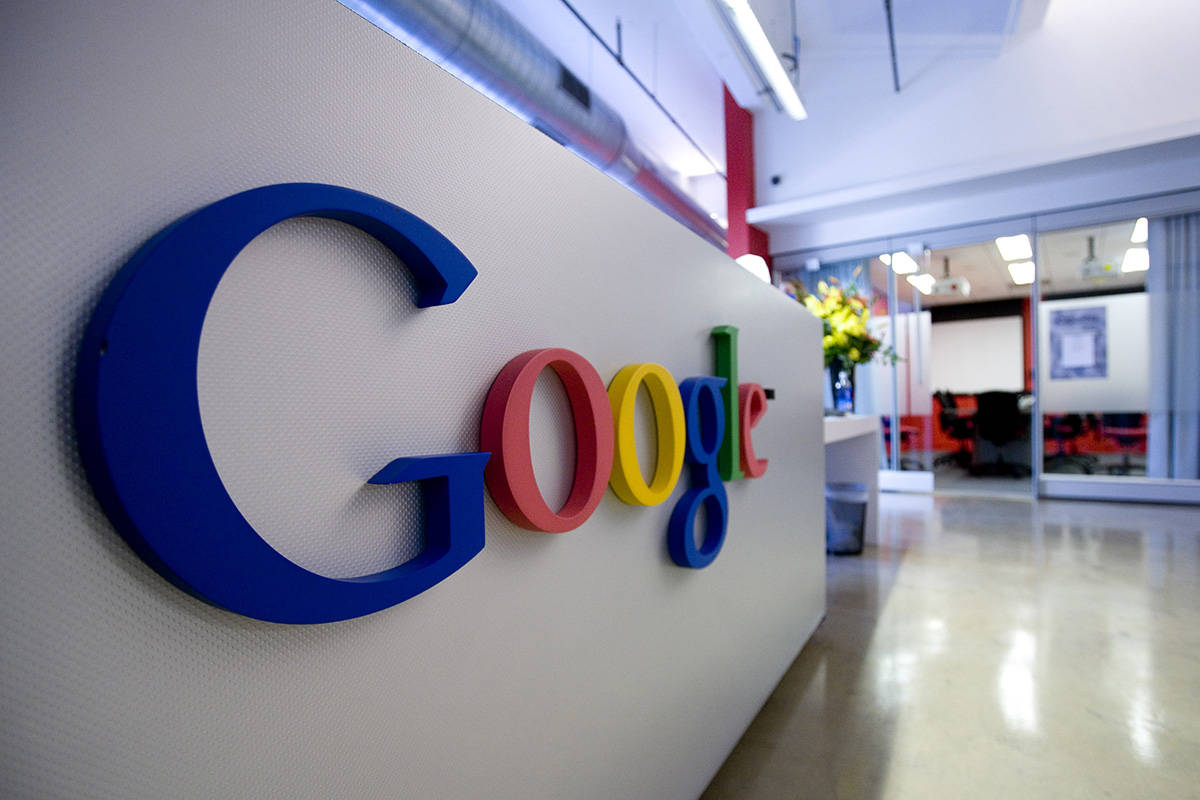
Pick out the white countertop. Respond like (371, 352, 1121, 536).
(823, 414, 881, 445)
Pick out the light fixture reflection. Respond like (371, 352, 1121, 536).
(1121, 247, 1149, 273)
(1007, 261, 1036, 285)
(906, 273, 935, 294)
(1131, 217, 1148, 244)
(995, 234, 1033, 262)
(924, 618, 948, 654)
(875, 649, 919, 704)
(1128, 685, 1159, 764)
(998, 630, 1039, 735)
(879, 252, 919, 275)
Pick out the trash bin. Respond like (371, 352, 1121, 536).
(825, 482, 868, 555)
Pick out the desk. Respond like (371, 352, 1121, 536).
(824, 415, 880, 547)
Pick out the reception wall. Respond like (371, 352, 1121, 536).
(0, 2, 825, 798)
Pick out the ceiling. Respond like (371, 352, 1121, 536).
(868, 219, 1147, 308)
(484, 0, 1055, 224)
(788, 0, 1040, 55)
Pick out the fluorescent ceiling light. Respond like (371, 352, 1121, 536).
(995, 234, 1032, 262)
(717, 0, 807, 120)
(906, 273, 935, 295)
(735, 253, 772, 283)
(1121, 247, 1149, 273)
(873, 253, 916, 275)
(1007, 261, 1035, 285)
(880, 251, 919, 275)
(1131, 217, 1148, 244)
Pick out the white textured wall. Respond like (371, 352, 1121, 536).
(0, 2, 825, 799)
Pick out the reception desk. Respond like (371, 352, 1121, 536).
(824, 415, 881, 547)
(0, 2, 829, 796)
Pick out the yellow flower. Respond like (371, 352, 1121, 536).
(849, 347, 861, 362)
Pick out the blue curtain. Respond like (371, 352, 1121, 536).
(1147, 214, 1200, 480)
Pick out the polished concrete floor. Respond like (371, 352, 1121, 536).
(932, 466, 1033, 498)
(702, 493, 1200, 799)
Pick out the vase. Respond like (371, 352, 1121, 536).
(829, 356, 855, 413)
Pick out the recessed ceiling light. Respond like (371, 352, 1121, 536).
(878, 252, 919, 273)
(883, 252, 919, 275)
(995, 234, 1032, 262)
(1121, 247, 1149, 273)
(1007, 261, 1035, 285)
(735, 253, 772, 282)
(906, 273, 935, 294)
(1131, 217, 1148, 244)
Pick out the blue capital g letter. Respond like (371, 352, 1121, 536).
(75, 183, 488, 624)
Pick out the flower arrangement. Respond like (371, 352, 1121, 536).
(789, 275, 893, 368)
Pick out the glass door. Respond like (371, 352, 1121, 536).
(910, 234, 1035, 498)
(777, 245, 935, 492)
(872, 247, 934, 491)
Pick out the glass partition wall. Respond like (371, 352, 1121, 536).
(779, 246, 935, 489)
(1035, 221, 1150, 478)
(1033, 208, 1200, 503)
(777, 189, 1200, 503)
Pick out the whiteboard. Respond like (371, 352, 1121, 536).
(931, 316, 1025, 394)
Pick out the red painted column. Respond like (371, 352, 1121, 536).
(1021, 298, 1034, 393)
(724, 87, 772, 275)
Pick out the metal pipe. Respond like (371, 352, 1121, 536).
(339, 0, 726, 248)
(1029, 217, 1043, 499)
(557, 0, 725, 179)
(884, 0, 900, 93)
(888, 256, 901, 470)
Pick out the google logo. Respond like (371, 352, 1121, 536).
(76, 184, 769, 625)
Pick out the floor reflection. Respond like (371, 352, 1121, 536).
(701, 494, 1200, 800)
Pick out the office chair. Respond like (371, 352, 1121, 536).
(1100, 413, 1147, 475)
(881, 416, 925, 471)
(970, 391, 1031, 477)
(933, 391, 974, 469)
(1043, 414, 1097, 474)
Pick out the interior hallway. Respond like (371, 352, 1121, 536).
(703, 493, 1200, 799)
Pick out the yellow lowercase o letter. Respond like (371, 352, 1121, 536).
(607, 362, 686, 506)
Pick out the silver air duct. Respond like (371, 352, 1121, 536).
(339, 0, 727, 248)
